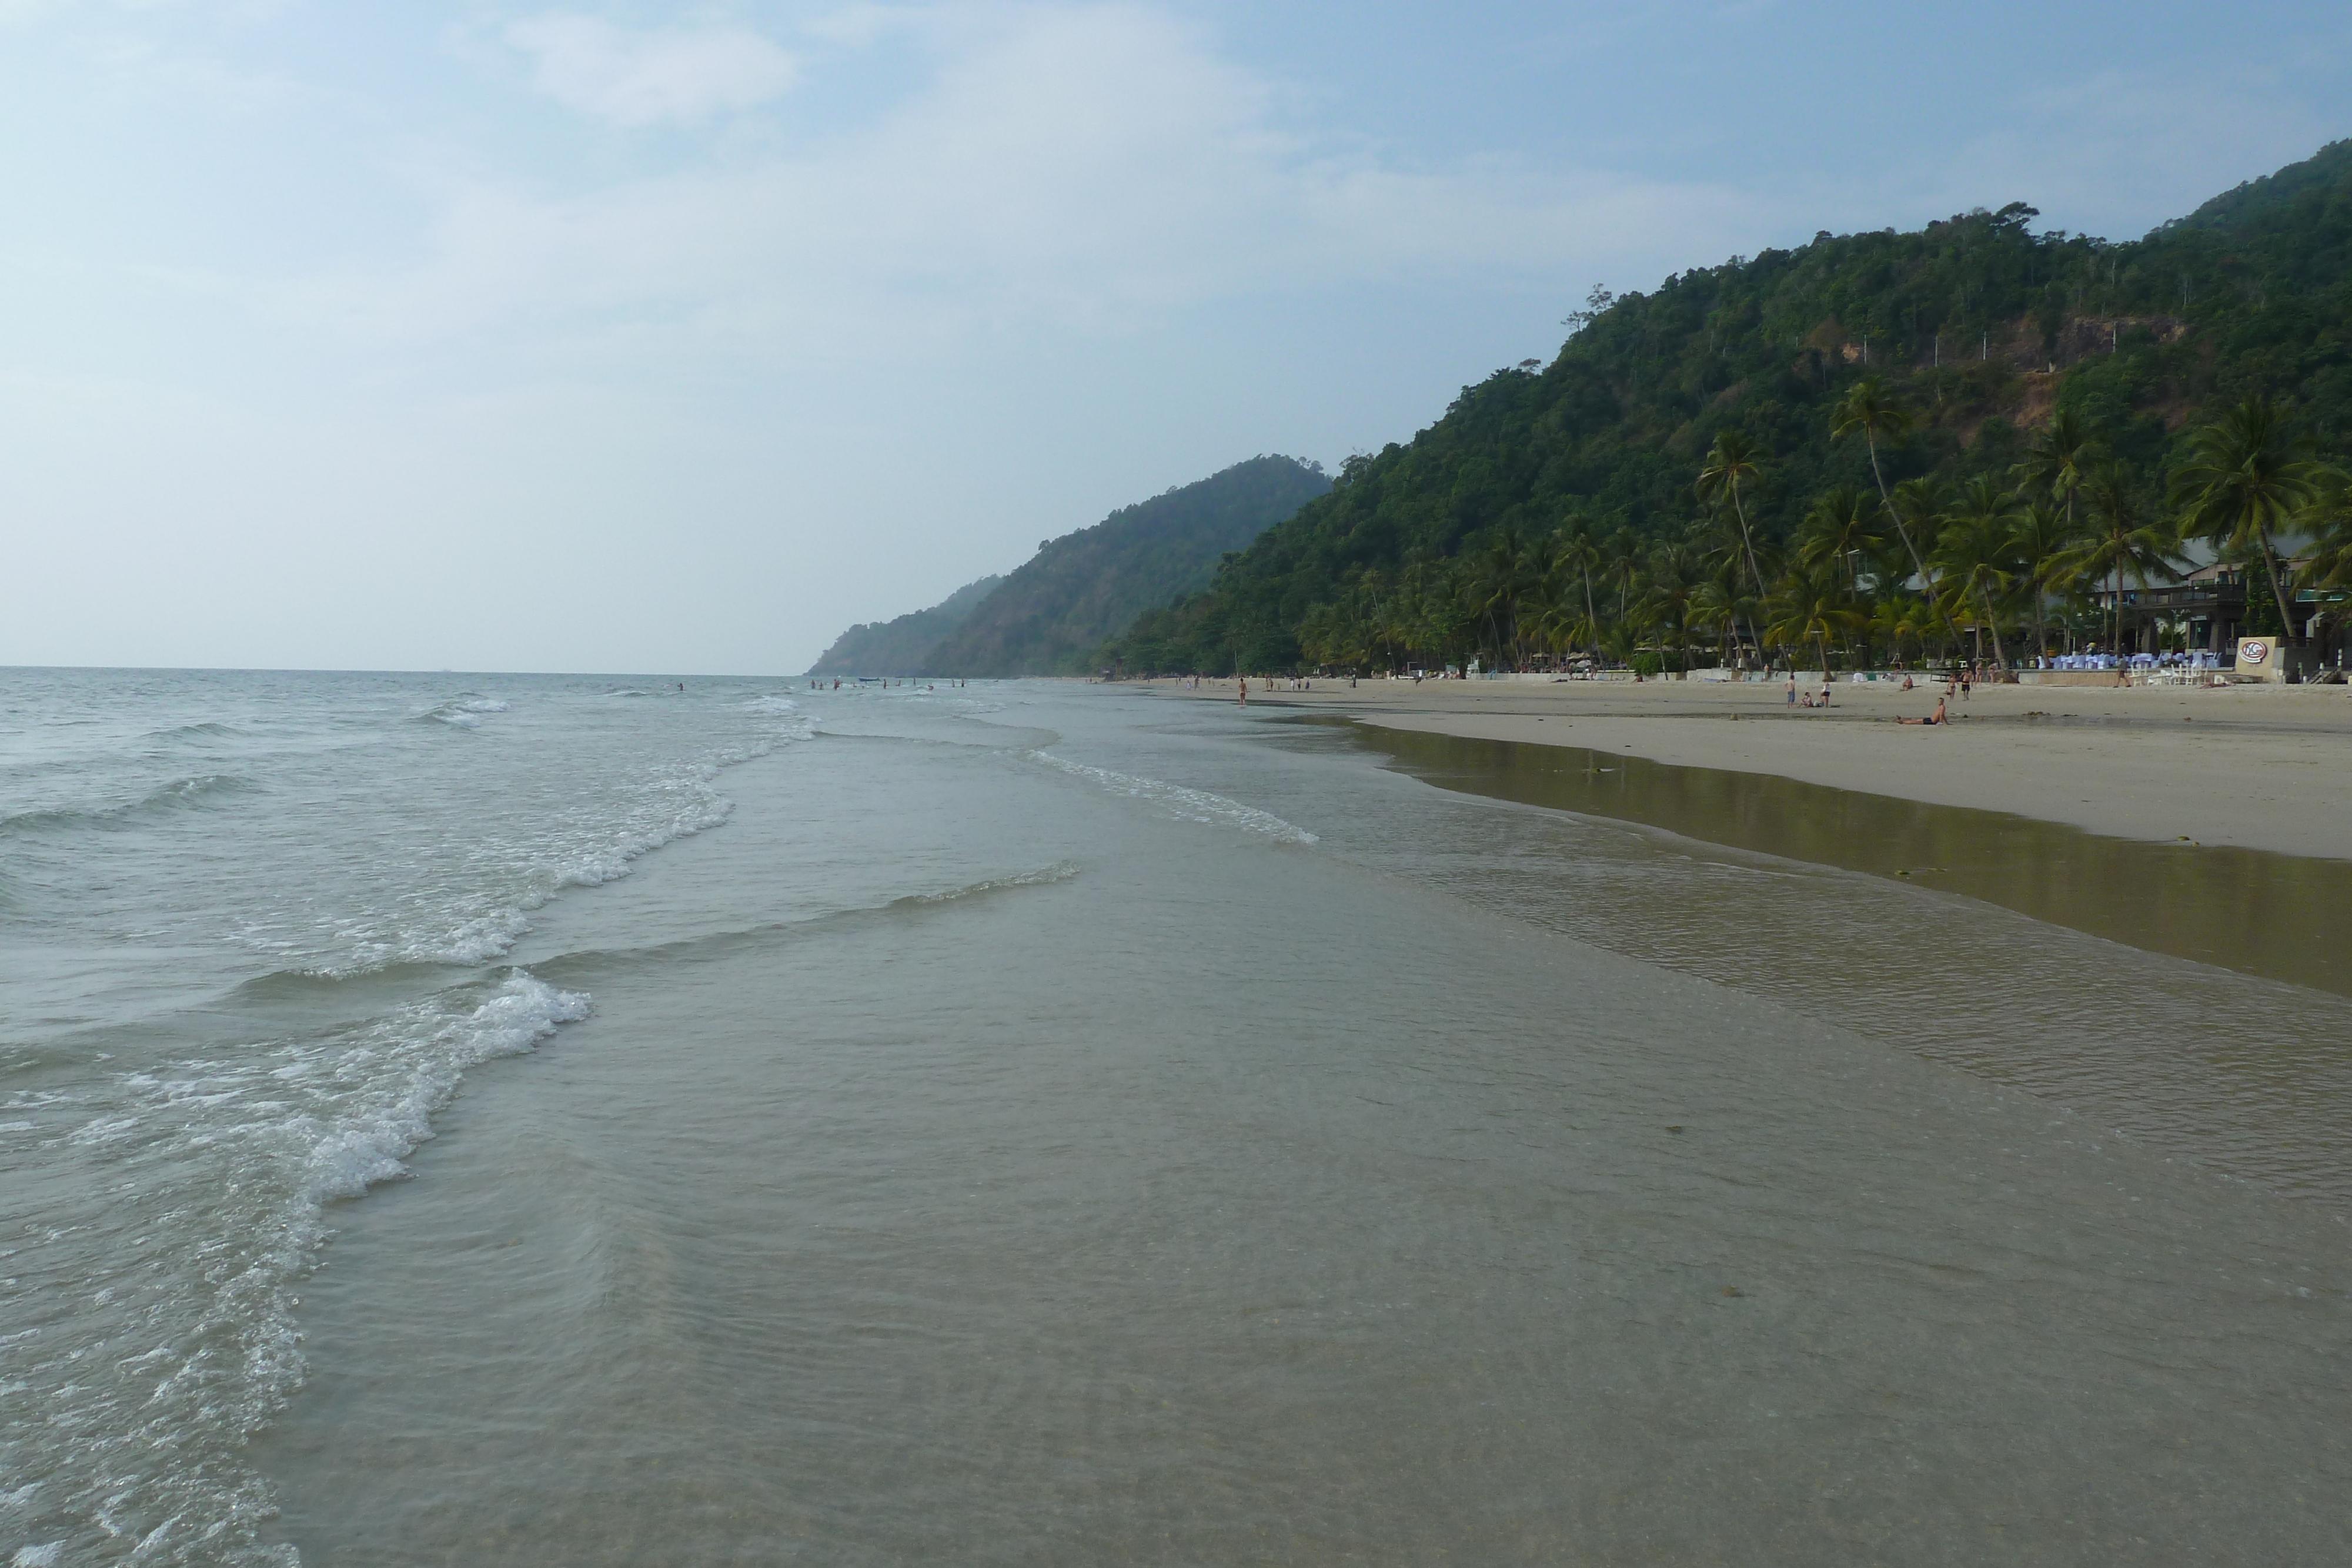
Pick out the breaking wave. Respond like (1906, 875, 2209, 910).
(0, 972, 590, 1566)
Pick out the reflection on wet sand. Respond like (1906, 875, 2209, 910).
(1349, 723, 2352, 999)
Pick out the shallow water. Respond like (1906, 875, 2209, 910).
(4, 672, 2348, 1564)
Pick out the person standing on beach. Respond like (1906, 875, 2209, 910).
(1786, 676, 1796, 707)
(1237, 676, 1248, 707)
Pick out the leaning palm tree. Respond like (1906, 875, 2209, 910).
(1933, 478, 2023, 668)
(2067, 462, 2184, 656)
(2170, 396, 2325, 654)
(1696, 431, 1770, 607)
(1831, 376, 1913, 503)
(1833, 382, 1952, 647)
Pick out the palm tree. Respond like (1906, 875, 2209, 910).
(1880, 477, 1949, 645)
(2007, 500, 2074, 664)
(1603, 529, 1645, 626)
(2295, 473, 2352, 658)
(1687, 508, 1763, 666)
(1464, 527, 1539, 669)
(1796, 486, 1885, 594)
(2066, 462, 2183, 656)
(2012, 406, 2099, 539)
(1869, 592, 1935, 668)
(2298, 472, 2352, 593)
(1642, 543, 1701, 673)
(2170, 396, 2325, 652)
(1690, 562, 1747, 670)
(1696, 431, 1770, 612)
(1831, 376, 1914, 503)
(1551, 516, 1604, 658)
(1933, 477, 2022, 668)
(1833, 382, 1952, 653)
(1764, 564, 1861, 676)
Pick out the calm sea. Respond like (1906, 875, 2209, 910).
(3, 668, 2346, 1565)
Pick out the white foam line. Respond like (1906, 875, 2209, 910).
(1027, 752, 1317, 843)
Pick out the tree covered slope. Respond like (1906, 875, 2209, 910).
(923, 455, 1330, 676)
(807, 574, 1002, 676)
(1107, 139, 2352, 675)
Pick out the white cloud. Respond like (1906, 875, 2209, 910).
(302, 5, 1757, 356)
(505, 13, 799, 126)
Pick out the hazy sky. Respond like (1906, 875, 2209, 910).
(4, 1, 2346, 674)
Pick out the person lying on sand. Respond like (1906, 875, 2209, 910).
(1896, 697, 1949, 726)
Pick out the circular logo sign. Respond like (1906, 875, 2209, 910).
(2242, 640, 2270, 665)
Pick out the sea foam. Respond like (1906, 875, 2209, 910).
(1025, 752, 1317, 843)
(0, 974, 591, 1566)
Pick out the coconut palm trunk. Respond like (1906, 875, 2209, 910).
(2257, 533, 2300, 648)
(1977, 587, 2009, 668)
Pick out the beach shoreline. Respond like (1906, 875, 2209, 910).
(1137, 675, 2352, 862)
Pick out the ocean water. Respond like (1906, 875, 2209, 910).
(3, 669, 2347, 1565)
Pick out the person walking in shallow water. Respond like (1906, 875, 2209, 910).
(1237, 675, 1247, 707)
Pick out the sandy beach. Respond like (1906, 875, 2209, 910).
(1144, 675, 2352, 862)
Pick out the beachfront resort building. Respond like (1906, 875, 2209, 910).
(2094, 562, 2350, 674)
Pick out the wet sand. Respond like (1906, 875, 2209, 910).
(1146, 676, 2352, 861)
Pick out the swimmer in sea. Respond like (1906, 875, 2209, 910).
(1896, 696, 1949, 726)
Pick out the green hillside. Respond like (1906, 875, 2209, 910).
(925, 455, 1330, 676)
(807, 574, 1001, 676)
(1107, 139, 2352, 677)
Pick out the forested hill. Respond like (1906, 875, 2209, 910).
(807, 574, 1000, 676)
(923, 455, 1329, 676)
(1105, 139, 2352, 676)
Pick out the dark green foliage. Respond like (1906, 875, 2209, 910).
(1105, 141, 2352, 675)
(807, 574, 1002, 676)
